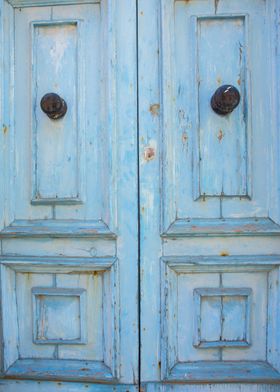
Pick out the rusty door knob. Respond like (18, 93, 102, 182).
(211, 85, 240, 115)
(40, 93, 67, 120)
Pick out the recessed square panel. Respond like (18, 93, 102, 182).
(32, 287, 87, 344)
(193, 288, 251, 348)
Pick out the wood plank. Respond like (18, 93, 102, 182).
(1, 256, 115, 273)
(163, 255, 280, 274)
(6, 359, 114, 383)
(167, 362, 280, 383)
(8, 0, 99, 7)
(163, 218, 280, 238)
(0, 380, 137, 392)
(144, 382, 280, 391)
(0, 220, 116, 238)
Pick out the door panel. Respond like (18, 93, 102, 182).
(139, 0, 280, 389)
(0, 0, 138, 390)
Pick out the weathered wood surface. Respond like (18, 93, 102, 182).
(140, 0, 280, 390)
(0, 0, 138, 389)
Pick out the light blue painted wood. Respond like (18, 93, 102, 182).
(31, 20, 82, 203)
(0, 380, 138, 392)
(166, 362, 280, 384)
(160, 0, 279, 226)
(0, 256, 116, 272)
(144, 385, 280, 392)
(193, 288, 251, 348)
(1, 0, 280, 390)
(195, 15, 248, 198)
(0, 0, 138, 389)
(32, 287, 87, 345)
(163, 218, 280, 238)
(138, 0, 162, 383)
(0, 219, 116, 238)
(141, 1, 280, 389)
(8, 0, 99, 7)
(6, 359, 114, 382)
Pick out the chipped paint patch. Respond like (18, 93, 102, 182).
(144, 147, 156, 161)
(220, 251, 229, 257)
(217, 129, 224, 142)
(3, 124, 8, 134)
(182, 132, 188, 144)
(149, 103, 160, 117)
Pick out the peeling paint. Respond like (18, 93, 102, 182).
(3, 124, 8, 134)
(149, 103, 160, 117)
(217, 129, 224, 142)
(144, 147, 156, 161)
(220, 251, 230, 257)
(182, 132, 188, 144)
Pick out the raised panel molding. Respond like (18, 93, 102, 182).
(0, 220, 116, 238)
(193, 15, 249, 199)
(0, 256, 120, 382)
(193, 288, 252, 348)
(163, 255, 280, 273)
(160, 255, 280, 383)
(32, 287, 87, 345)
(1, 0, 119, 234)
(31, 19, 84, 205)
(0, 256, 116, 273)
(167, 362, 280, 384)
(5, 360, 115, 383)
(162, 218, 280, 238)
(160, 0, 280, 231)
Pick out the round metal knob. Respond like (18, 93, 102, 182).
(211, 85, 240, 115)
(40, 93, 67, 120)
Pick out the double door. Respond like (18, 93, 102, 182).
(0, 0, 280, 391)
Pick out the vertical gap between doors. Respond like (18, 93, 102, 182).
(136, 0, 141, 389)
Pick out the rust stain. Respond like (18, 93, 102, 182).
(217, 77, 222, 85)
(3, 124, 8, 134)
(144, 147, 156, 161)
(149, 103, 160, 117)
(182, 132, 188, 144)
(220, 251, 229, 257)
(233, 224, 258, 232)
(237, 78, 241, 86)
(217, 129, 224, 142)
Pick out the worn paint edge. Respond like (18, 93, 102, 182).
(7, 0, 100, 7)
(0, 219, 117, 239)
(162, 218, 280, 238)
(0, 256, 116, 272)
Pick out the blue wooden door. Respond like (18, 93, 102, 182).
(0, 0, 138, 391)
(139, 0, 280, 391)
(1, 0, 280, 391)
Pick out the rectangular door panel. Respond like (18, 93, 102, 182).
(161, 0, 280, 235)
